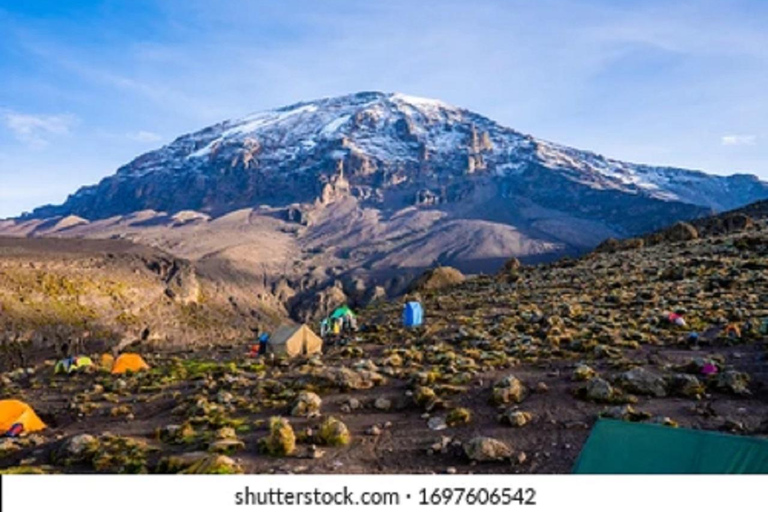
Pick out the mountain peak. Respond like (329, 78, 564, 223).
(20, 91, 768, 222)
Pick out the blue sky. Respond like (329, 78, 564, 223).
(1, 0, 767, 218)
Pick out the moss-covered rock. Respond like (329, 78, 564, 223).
(259, 417, 296, 456)
(55, 434, 100, 465)
(317, 416, 351, 447)
(92, 435, 152, 474)
(291, 391, 322, 417)
(0, 466, 49, 474)
(446, 407, 472, 427)
(157, 423, 198, 445)
(491, 375, 526, 405)
(413, 386, 438, 408)
(501, 410, 533, 427)
(157, 452, 243, 474)
(572, 364, 596, 382)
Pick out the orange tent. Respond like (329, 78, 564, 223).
(0, 400, 46, 435)
(111, 353, 150, 374)
(724, 324, 742, 339)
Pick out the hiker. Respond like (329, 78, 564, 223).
(687, 332, 700, 350)
(667, 312, 686, 328)
(258, 333, 269, 355)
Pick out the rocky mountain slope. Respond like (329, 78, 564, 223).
(4, 92, 768, 319)
(2, 195, 767, 474)
(0, 237, 280, 371)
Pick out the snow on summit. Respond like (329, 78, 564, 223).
(31, 91, 768, 220)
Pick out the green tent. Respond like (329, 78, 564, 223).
(54, 356, 94, 375)
(330, 305, 355, 320)
(573, 419, 768, 474)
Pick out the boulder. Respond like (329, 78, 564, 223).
(446, 407, 472, 427)
(314, 367, 379, 391)
(584, 377, 615, 402)
(572, 364, 596, 382)
(464, 436, 513, 462)
(617, 367, 667, 397)
(291, 391, 322, 417)
(408, 267, 465, 292)
(317, 417, 351, 447)
(162, 453, 243, 474)
(208, 438, 245, 455)
(427, 416, 448, 431)
(58, 434, 99, 463)
(669, 374, 705, 398)
(714, 370, 751, 396)
(260, 417, 296, 456)
(497, 258, 522, 282)
(501, 410, 533, 427)
(664, 222, 699, 242)
(413, 386, 441, 410)
(0, 439, 19, 457)
(491, 375, 526, 405)
(600, 405, 650, 422)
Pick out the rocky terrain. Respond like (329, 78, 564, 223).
(3, 92, 768, 322)
(2, 203, 767, 474)
(0, 237, 281, 372)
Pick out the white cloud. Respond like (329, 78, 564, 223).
(721, 135, 757, 146)
(127, 130, 163, 143)
(3, 112, 78, 148)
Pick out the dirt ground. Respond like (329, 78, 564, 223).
(1, 335, 766, 474)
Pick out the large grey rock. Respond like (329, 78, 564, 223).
(617, 367, 667, 397)
(584, 377, 614, 402)
(464, 437, 513, 462)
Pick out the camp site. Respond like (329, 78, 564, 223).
(2, 227, 768, 478)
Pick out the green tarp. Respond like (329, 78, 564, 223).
(573, 419, 768, 474)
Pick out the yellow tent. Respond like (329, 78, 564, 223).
(54, 356, 94, 375)
(100, 353, 115, 371)
(0, 400, 46, 435)
(267, 324, 323, 357)
(111, 353, 150, 374)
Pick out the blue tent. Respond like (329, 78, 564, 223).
(403, 302, 423, 327)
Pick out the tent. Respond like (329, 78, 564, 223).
(54, 356, 94, 375)
(100, 353, 115, 371)
(330, 305, 355, 320)
(573, 419, 768, 474)
(111, 353, 150, 374)
(403, 301, 424, 327)
(724, 323, 742, 339)
(267, 324, 323, 357)
(666, 312, 686, 327)
(0, 400, 46, 436)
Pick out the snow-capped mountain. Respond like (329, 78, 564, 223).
(25, 91, 768, 224)
(9, 91, 768, 318)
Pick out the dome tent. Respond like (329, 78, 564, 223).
(0, 400, 46, 436)
(329, 305, 355, 320)
(111, 353, 150, 374)
(54, 356, 94, 375)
